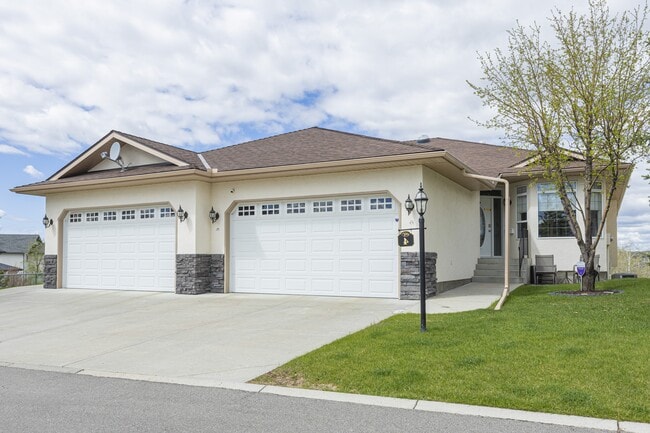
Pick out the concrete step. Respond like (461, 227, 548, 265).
(472, 276, 528, 284)
(473, 269, 529, 277)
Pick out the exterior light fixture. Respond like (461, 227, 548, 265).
(209, 207, 219, 223)
(404, 194, 415, 215)
(42, 214, 53, 228)
(404, 182, 429, 332)
(177, 205, 188, 222)
(414, 183, 429, 216)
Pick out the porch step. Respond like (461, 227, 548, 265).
(472, 257, 530, 284)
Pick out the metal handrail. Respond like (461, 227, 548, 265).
(518, 227, 529, 278)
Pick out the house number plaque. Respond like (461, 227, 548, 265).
(398, 231, 414, 247)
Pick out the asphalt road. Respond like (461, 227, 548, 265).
(0, 367, 610, 433)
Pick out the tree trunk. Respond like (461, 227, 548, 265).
(580, 266, 597, 292)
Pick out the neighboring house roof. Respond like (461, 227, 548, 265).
(0, 234, 40, 254)
(201, 127, 442, 171)
(0, 263, 21, 272)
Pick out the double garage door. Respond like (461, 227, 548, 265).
(63, 206, 176, 292)
(230, 195, 399, 298)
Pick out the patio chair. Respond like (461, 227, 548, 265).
(535, 255, 557, 284)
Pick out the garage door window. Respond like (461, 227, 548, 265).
(69, 213, 82, 223)
(238, 205, 255, 216)
(341, 199, 362, 211)
(103, 211, 117, 221)
(286, 202, 306, 214)
(370, 197, 393, 210)
(313, 201, 333, 213)
(86, 212, 99, 222)
(261, 204, 280, 215)
(140, 208, 155, 219)
(160, 207, 175, 218)
(122, 210, 135, 220)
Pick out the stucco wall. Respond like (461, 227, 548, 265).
(508, 179, 611, 274)
(420, 166, 479, 283)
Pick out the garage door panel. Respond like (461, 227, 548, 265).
(64, 206, 176, 292)
(231, 196, 398, 298)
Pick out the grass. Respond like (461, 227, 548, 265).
(252, 278, 650, 422)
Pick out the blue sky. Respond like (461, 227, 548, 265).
(0, 0, 648, 250)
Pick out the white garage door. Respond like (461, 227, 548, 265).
(63, 206, 176, 291)
(230, 196, 399, 298)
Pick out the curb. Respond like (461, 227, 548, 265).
(2, 362, 648, 432)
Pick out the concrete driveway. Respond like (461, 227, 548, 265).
(0, 286, 421, 383)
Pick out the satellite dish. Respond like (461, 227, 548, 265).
(417, 135, 430, 144)
(109, 142, 121, 160)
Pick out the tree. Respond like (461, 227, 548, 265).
(25, 238, 44, 274)
(469, 0, 650, 291)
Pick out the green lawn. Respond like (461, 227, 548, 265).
(252, 278, 650, 422)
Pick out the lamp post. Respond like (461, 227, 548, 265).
(405, 183, 429, 332)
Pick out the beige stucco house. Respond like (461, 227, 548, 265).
(12, 127, 629, 298)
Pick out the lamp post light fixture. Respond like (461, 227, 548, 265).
(42, 214, 53, 228)
(405, 183, 429, 332)
(177, 205, 188, 222)
(208, 206, 220, 223)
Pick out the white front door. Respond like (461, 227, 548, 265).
(63, 206, 177, 291)
(480, 197, 493, 257)
(229, 195, 399, 298)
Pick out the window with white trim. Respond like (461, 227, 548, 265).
(516, 186, 527, 238)
(589, 182, 603, 237)
(238, 205, 255, 216)
(261, 204, 280, 215)
(86, 212, 99, 222)
(69, 213, 82, 223)
(121, 210, 136, 220)
(103, 211, 117, 221)
(370, 197, 393, 210)
(140, 208, 155, 219)
(341, 199, 362, 211)
(286, 202, 306, 214)
(537, 182, 577, 237)
(160, 207, 175, 218)
(313, 201, 333, 213)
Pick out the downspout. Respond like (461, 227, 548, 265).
(463, 171, 510, 310)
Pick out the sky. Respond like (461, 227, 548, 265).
(0, 0, 648, 250)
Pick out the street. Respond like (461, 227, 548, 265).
(0, 367, 609, 433)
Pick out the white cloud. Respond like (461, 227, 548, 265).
(0, 0, 647, 246)
(0, 144, 27, 155)
(23, 165, 44, 178)
(0, 209, 5, 218)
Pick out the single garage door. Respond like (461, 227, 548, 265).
(63, 206, 176, 291)
(230, 195, 398, 298)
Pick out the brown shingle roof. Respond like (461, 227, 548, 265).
(200, 127, 441, 171)
(406, 137, 533, 178)
(116, 131, 205, 169)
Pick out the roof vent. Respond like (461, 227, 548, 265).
(417, 135, 430, 143)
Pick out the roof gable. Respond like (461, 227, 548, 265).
(0, 234, 40, 254)
(49, 131, 204, 181)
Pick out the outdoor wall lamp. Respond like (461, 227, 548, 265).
(42, 214, 53, 228)
(209, 207, 220, 223)
(404, 195, 415, 215)
(177, 205, 188, 222)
